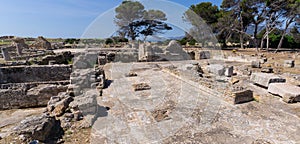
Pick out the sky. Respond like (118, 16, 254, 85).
(0, 0, 222, 38)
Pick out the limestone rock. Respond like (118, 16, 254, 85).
(225, 66, 234, 77)
(13, 114, 63, 142)
(1, 47, 11, 61)
(27, 84, 68, 106)
(261, 67, 273, 73)
(13, 38, 29, 55)
(70, 90, 98, 115)
(30, 36, 52, 50)
(199, 51, 210, 59)
(0, 84, 67, 110)
(132, 83, 151, 91)
(52, 96, 74, 116)
(165, 40, 183, 54)
(230, 77, 240, 85)
(251, 61, 261, 68)
(250, 73, 286, 88)
(233, 90, 254, 104)
(207, 64, 225, 76)
(125, 72, 137, 77)
(98, 54, 107, 65)
(37, 51, 73, 65)
(268, 83, 300, 103)
(0, 65, 72, 84)
(259, 58, 267, 64)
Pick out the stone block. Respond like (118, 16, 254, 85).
(199, 51, 210, 59)
(251, 61, 261, 68)
(250, 73, 286, 88)
(225, 66, 234, 77)
(1, 48, 11, 61)
(69, 90, 97, 115)
(268, 83, 300, 103)
(207, 64, 225, 76)
(13, 114, 62, 142)
(233, 90, 254, 104)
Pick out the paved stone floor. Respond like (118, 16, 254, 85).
(90, 62, 300, 144)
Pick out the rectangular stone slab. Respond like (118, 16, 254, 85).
(268, 83, 300, 103)
(233, 90, 254, 104)
(250, 73, 286, 88)
(207, 64, 225, 76)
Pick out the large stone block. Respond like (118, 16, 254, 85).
(207, 64, 225, 76)
(250, 73, 286, 88)
(13, 114, 62, 142)
(0, 65, 72, 84)
(268, 83, 300, 103)
(69, 89, 98, 115)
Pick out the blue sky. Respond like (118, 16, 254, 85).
(0, 0, 222, 38)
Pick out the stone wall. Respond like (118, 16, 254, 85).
(0, 84, 68, 110)
(0, 65, 72, 84)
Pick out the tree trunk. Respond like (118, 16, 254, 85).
(239, 10, 244, 49)
(276, 31, 285, 52)
(266, 34, 269, 51)
(277, 17, 294, 52)
(240, 35, 244, 49)
(254, 23, 259, 51)
(260, 37, 265, 50)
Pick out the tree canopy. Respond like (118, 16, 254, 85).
(183, 0, 300, 50)
(114, 1, 172, 41)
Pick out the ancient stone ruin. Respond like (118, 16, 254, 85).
(0, 38, 299, 143)
(30, 36, 52, 50)
(13, 38, 29, 56)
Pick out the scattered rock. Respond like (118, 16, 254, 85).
(251, 61, 261, 68)
(252, 139, 273, 144)
(132, 83, 151, 91)
(259, 58, 267, 64)
(52, 96, 74, 116)
(151, 101, 175, 122)
(261, 67, 273, 73)
(13, 114, 63, 142)
(125, 72, 137, 77)
(283, 60, 295, 68)
(230, 77, 240, 85)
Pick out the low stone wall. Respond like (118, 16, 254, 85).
(0, 65, 72, 84)
(0, 84, 68, 110)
